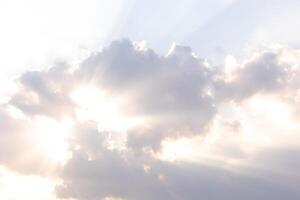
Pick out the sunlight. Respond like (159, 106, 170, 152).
(71, 86, 144, 132)
(245, 95, 292, 126)
(33, 116, 73, 163)
(239, 95, 296, 152)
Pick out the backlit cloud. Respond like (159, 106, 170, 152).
(1, 39, 300, 199)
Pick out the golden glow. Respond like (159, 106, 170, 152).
(33, 116, 73, 163)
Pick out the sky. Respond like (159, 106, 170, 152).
(1, 0, 300, 200)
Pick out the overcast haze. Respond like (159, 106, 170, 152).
(1, 1, 300, 200)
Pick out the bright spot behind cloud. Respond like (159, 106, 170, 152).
(71, 86, 144, 132)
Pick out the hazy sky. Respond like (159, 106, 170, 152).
(1, 1, 300, 200)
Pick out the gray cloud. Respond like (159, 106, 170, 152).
(0, 39, 300, 199)
(216, 52, 291, 100)
(56, 121, 300, 200)
(77, 39, 216, 150)
(9, 64, 76, 119)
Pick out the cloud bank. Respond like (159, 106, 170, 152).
(1, 39, 300, 200)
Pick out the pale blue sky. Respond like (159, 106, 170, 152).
(1, 0, 300, 75)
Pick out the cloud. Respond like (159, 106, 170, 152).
(55, 120, 300, 200)
(0, 106, 54, 174)
(77, 39, 216, 150)
(1, 39, 300, 199)
(217, 51, 291, 100)
(10, 63, 76, 119)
